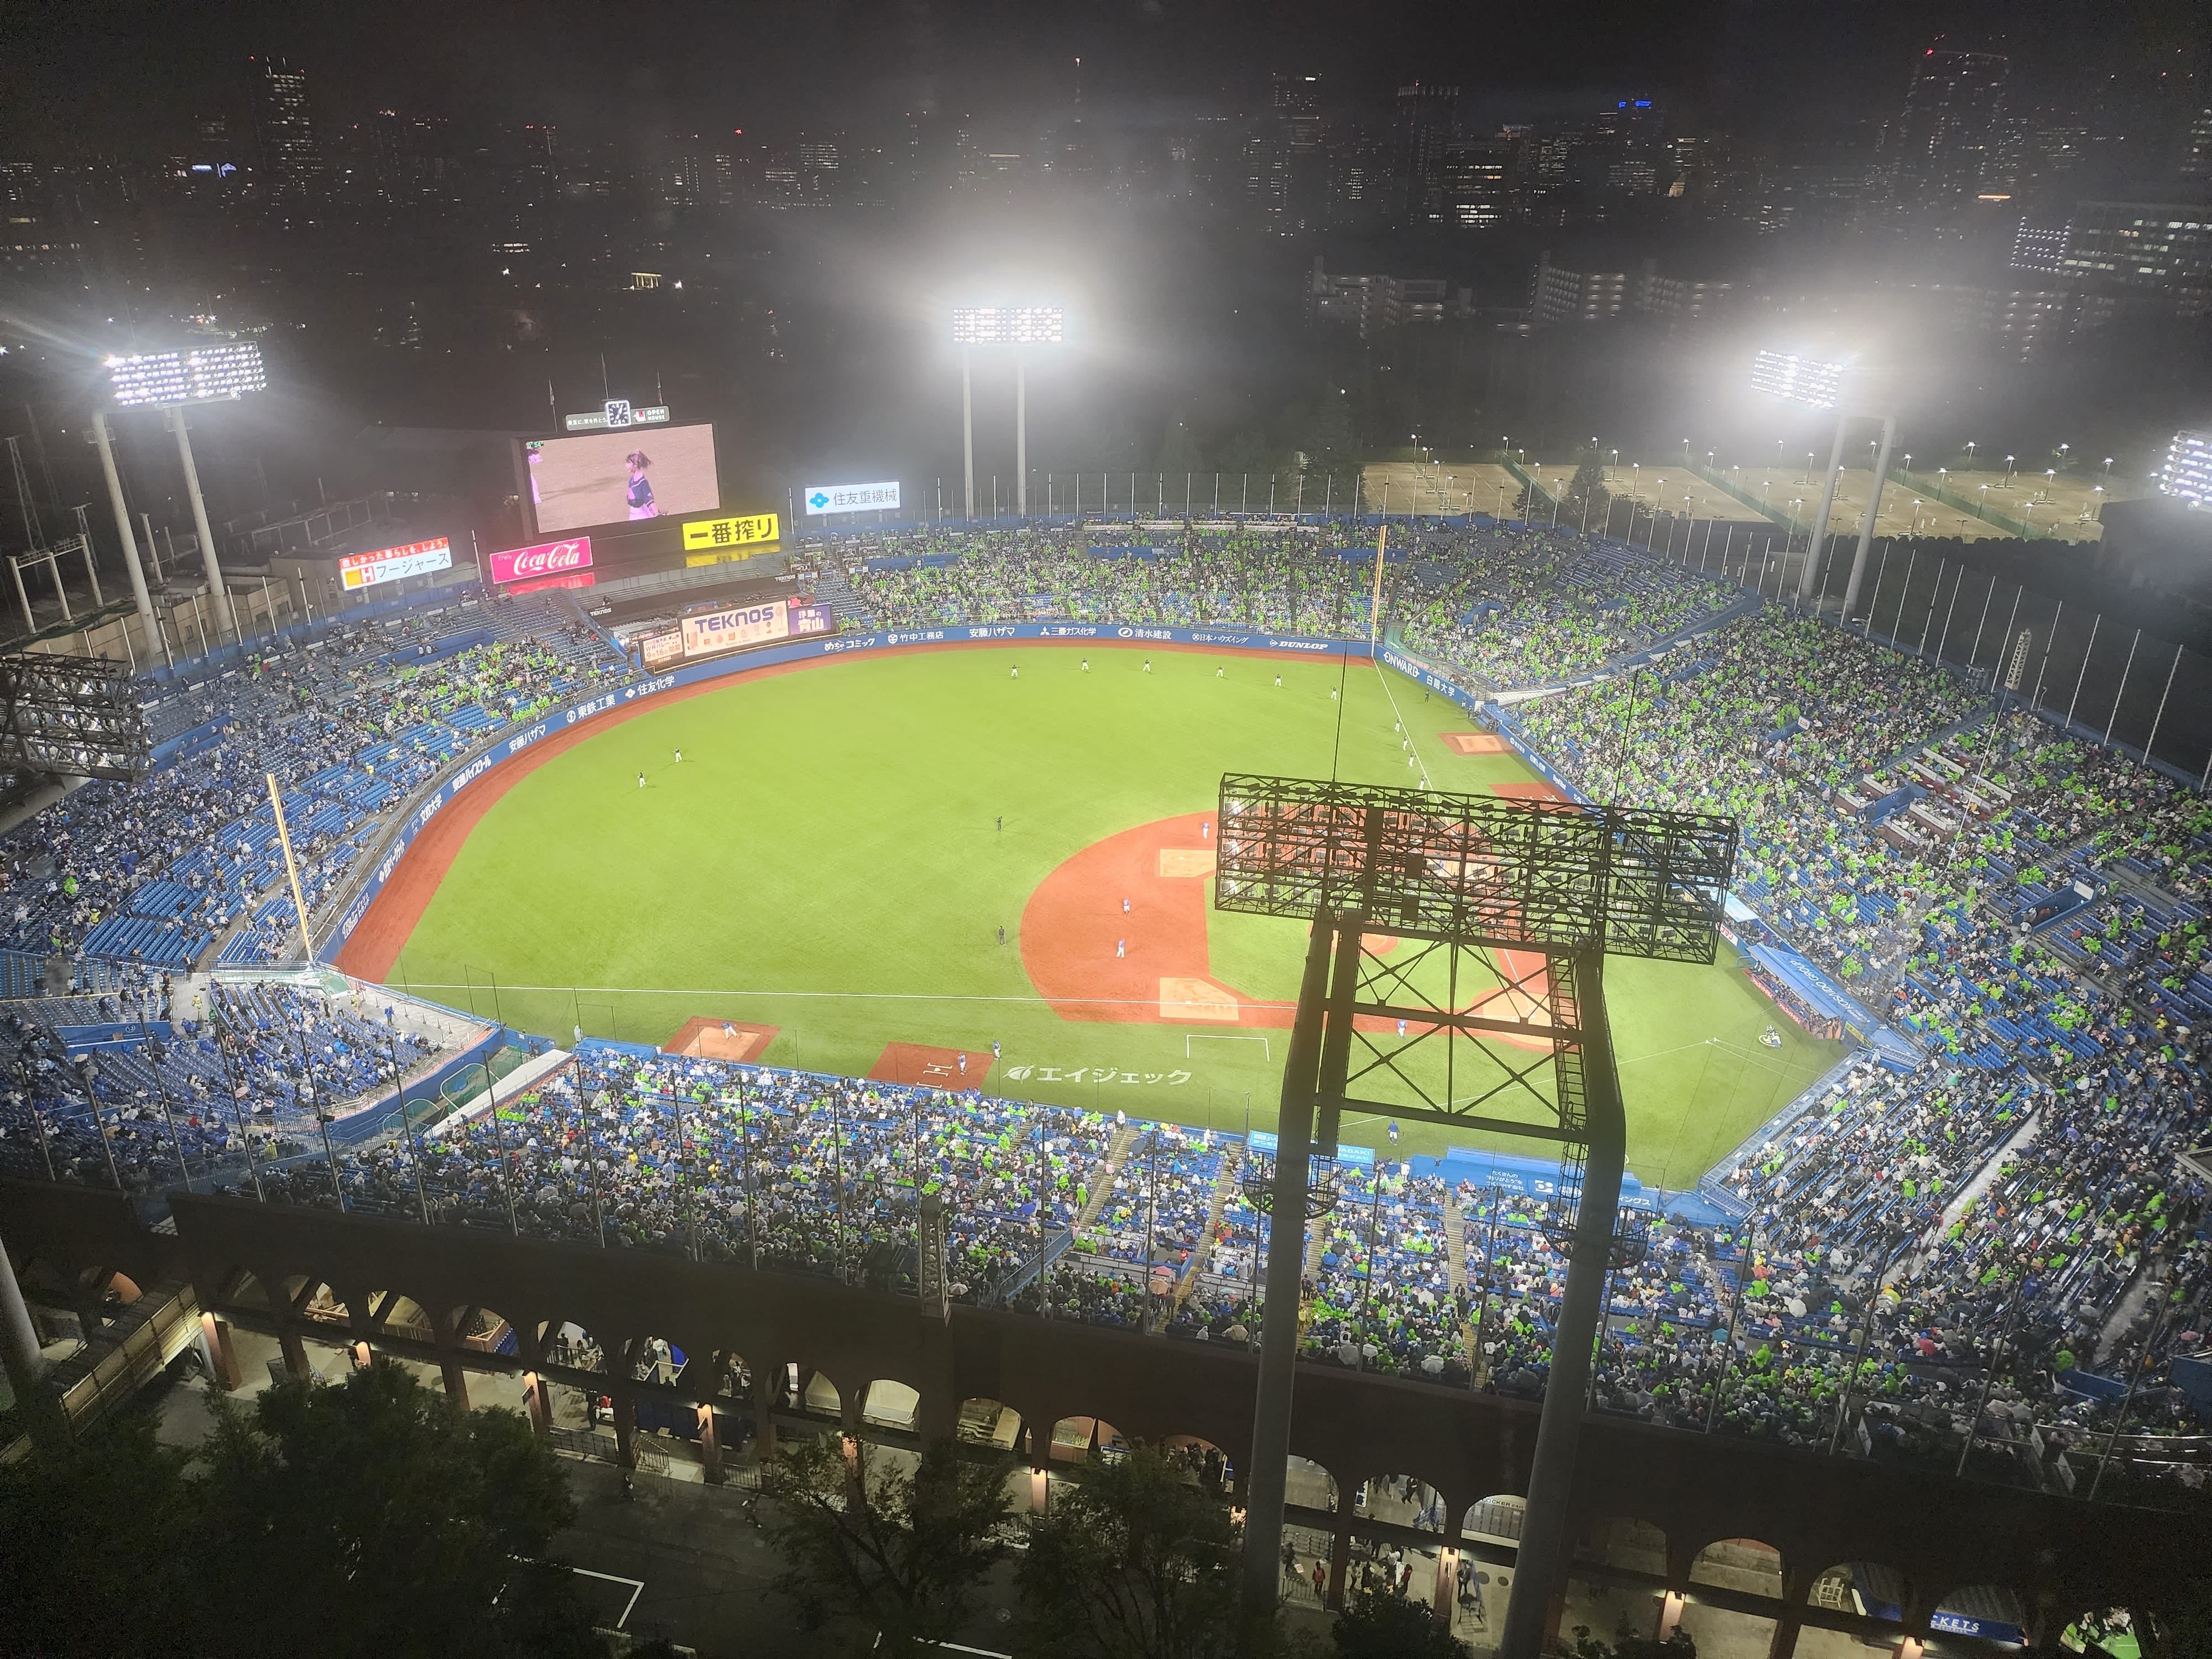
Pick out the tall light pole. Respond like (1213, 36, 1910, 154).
(88, 414, 161, 659)
(961, 347, 975, 519)
(952, 306, 1063, 524)
(105, 341, 265, 645)
(1750, 348, 1890, 608)
(169, 410, 234, 640)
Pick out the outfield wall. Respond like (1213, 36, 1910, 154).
(330, 623, 1379, 956)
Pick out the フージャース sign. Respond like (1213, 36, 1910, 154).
(338, 538, 453, 591)
(680, 512, 779, 551)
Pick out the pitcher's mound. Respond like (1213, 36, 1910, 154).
(1442, 732, 1509, 754)
(663, 1018, 778, 1061)
(1158, 847, 1216, 877)
(868, 1042, 992, 1089)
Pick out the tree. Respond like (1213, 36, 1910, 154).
(761, 1432, 1011, 1656)
(1563, 1621, 1699, 1659)
(0, 1410, 214, 1658)
(1015, 1444, 1270, 1659)
(1559, 447, 1613, 531)
(1333, 1587, 1469, 1659)
(0, 1359, 599, 1659)
(201, 1358, 599, 1659)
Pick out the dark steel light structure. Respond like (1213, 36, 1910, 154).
(0, 651, 152, 782)
(1214, 773, 1734, 1655)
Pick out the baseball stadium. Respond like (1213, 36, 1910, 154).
(5, 495, 2209, 1648)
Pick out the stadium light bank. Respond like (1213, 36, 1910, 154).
(92, 340, 269, 651)
(952, 306, 1063, 521)
(1750, 347, 1896, 618)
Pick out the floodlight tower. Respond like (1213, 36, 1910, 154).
(951, 307, 1064, 520)
(1214, 776, 1736, 1654)
(1750, 349, 1895, 615)
(100, 341, 265, 645)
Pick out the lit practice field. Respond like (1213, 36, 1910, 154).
(369, 646, 1839, 1187)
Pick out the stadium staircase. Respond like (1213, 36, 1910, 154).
(1442, 1187, 1487, 1385)
(1154, 1145, 1241, 1331)
(1072, 1123, 1138, 1233)
(809, 569, 873, 628)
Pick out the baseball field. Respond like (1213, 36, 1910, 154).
(337, 644, 1840, 1188)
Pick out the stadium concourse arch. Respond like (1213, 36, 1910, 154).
(8, 1170, 2208, 1656)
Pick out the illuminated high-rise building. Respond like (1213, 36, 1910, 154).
(1882, 48, 2009, 229)
(248, 55, 324, 202)
(1394, 82, 1460, 225)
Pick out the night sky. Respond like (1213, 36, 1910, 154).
(4, 0, 2204, 154)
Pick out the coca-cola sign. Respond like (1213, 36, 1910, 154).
(490, 536, 593, 585)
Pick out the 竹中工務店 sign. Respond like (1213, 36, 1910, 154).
(337, 537, 453, 591)
(680, 512, 779, 551)
(804, 480, 900, 515)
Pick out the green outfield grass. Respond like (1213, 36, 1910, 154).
(390, 645, 1838, 1188)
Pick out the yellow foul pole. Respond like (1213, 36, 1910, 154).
(267, 772, 317, 967)
(1369, 522, 1388, 644)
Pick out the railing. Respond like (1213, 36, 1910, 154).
(232, 493, 397, 562)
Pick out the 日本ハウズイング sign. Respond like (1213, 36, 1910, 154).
(337, 537, 453, 591)
(489, 536, 593, 585)
(803, 481, 900, 515)
(679, 512, 779, 551)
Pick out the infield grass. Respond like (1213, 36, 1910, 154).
(390, 645, 1837, 1187)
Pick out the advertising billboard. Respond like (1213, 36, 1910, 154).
(338, 537, 452, 592)
(681, 600, 795, 659)
(803, 481, 901, 516)
(679, 512, 779, 551)
(524, 424, 720, 536)
(489, 535, 593, 586)
(639, 628, 685, 669)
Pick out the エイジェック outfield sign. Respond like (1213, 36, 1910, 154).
(679, 512, 779, 551)
(489, 536, 593, 586)
(338, 537, 453, 591)
(804, 481, 900, 515)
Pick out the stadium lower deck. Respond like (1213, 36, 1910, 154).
(2, 516, 2205, 1507)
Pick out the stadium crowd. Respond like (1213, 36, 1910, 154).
(1, 513, 2204, 1501)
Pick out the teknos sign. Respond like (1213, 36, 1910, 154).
(489, 536, 593, 585)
